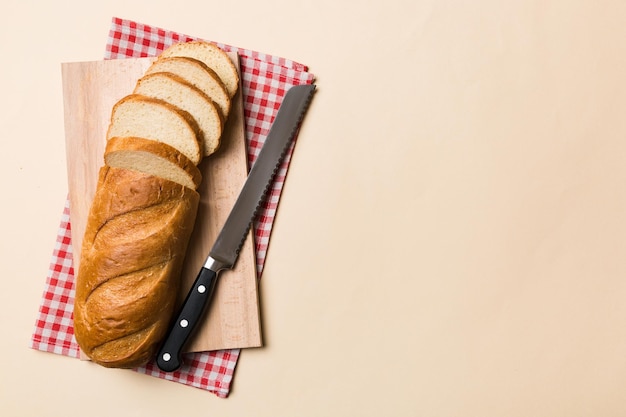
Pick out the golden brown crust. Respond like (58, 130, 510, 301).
(73, 167, 199, 368)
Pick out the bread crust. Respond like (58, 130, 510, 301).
(73, 167, 199, 368)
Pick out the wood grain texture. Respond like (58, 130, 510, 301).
(61, 54, 261, 355)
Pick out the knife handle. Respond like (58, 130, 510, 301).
(156, 267, 218, 372)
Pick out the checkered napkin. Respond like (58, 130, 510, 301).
(30, 17, 315, 398)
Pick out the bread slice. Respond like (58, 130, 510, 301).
(106, 94, 203, 164)
(144, 56, 231, 119)
(133, 72, 223, 157)
(105, 136, 203, 190)
(160, 41, 240, 98)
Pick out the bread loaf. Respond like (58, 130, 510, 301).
(73, 167, 200, 368)
(73, 41, 239, 368)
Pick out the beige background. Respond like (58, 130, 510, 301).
(3, 0, 626, 415)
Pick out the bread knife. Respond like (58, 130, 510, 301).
(156, 84, 316, 372)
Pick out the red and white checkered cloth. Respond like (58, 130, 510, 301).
(30, 17, 315, 398)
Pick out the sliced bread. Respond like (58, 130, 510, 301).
(106, 94, 203, 164)
(160, 41, 239, 98)
(133, 72, 223, 157)
(104, 136, 203, 190)
(144, 56, 231, 119)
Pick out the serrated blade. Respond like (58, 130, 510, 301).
(208, 84, 316, 270)
(157, 84, 316, 372)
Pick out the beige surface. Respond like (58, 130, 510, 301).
(3, 0, 626, 415)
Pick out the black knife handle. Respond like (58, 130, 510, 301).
(156, 267, 218, 372)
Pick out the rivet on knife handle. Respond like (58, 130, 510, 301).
(156, 84, 316, 372)
(156, 265, 218, 372)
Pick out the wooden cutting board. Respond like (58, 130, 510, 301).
(61, 53, 262, 354)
